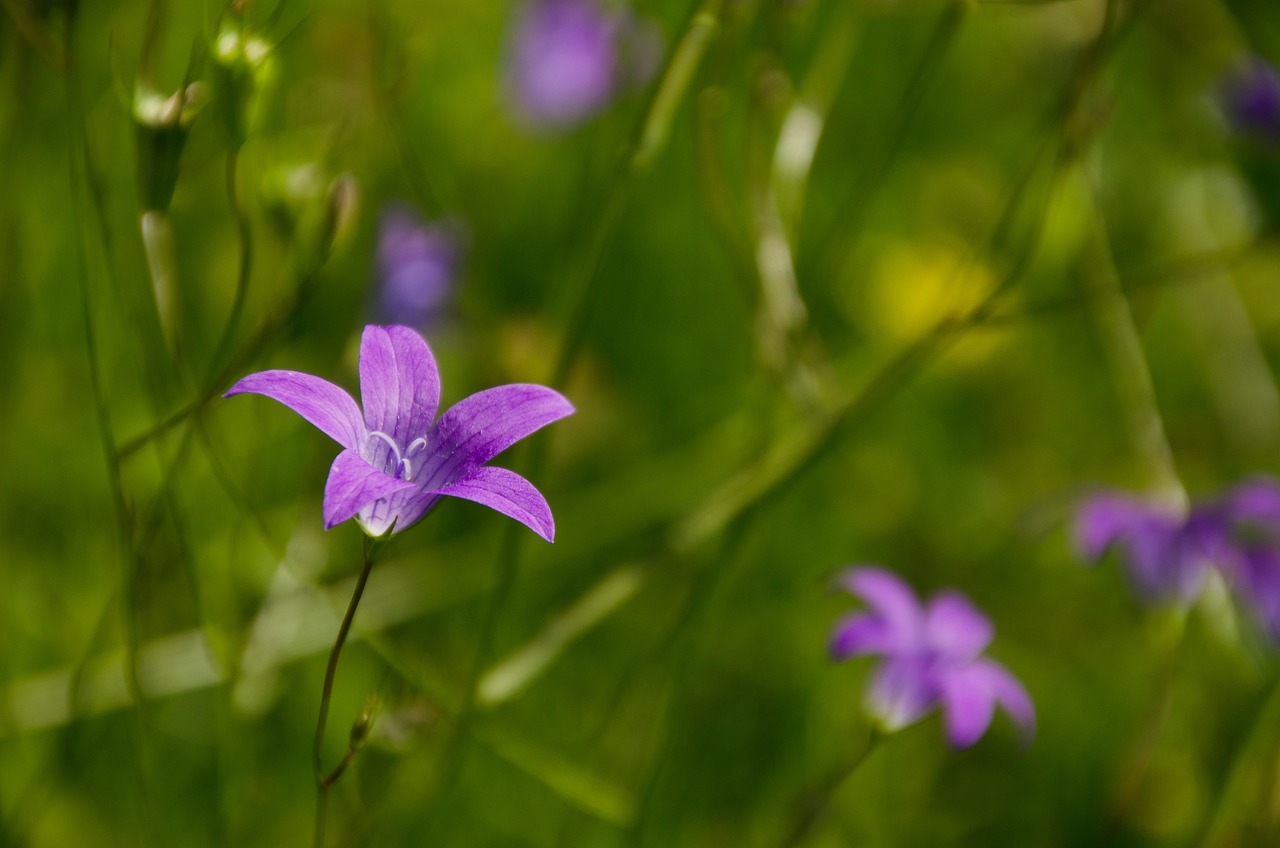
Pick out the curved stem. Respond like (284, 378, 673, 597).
(313, 533, 388, 848)
(206, 145, 253, 386)
(777, 729, 882, 848)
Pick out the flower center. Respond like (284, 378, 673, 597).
(366, 431, 432, 483)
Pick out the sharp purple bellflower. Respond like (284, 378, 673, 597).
(374, 205, 465, 331)
(224, 324, 574, 540)
(830, 567, 1034, 749)
(1221, 56, 1280, 141)
(505, 0, 661, 132)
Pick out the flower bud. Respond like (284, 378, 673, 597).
(133, 82, 207, 212)
(211, 19, 277, 146)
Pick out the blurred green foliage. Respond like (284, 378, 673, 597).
(5, 0, 1280, 845)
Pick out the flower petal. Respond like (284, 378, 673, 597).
(429, 465, 556, 542)
(836, 567, 924, 652)
(937, 665, 997, 749)
(359, 324, 442, 446)
(865, 655, 937, 732)
(1235, 547, 1280, 641)
(971, 658, 1036, 745)
(923, 591, 993, 661)
(829, 613, 898, 660)
(418, 384, 575, 489)
(1222, 477, 1280, 528)
(1074, 494, 1171, 562)
(1074, 493, 1188, 598)
(223, 370, 364, 449)
(323, 450, 419, 531)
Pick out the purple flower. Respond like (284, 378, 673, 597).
(505, 0, 661, 131)
(1221, 56, 1280, 141)
(374, 206, 464, 331)
(224, 325, 574, 540)
(1215, 478, 1280, 639)
(830, 567, 1034, 749)
(1074, 479, 1280, 641)
(1073, 493, 1223, 602)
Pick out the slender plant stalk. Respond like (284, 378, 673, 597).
(314, 533, 389, 848)
(1102, 610, 1187, 836)
(804, 0, 967, 287)
(62, 12, 157, 843)
(423, 0, 732, 818)
(777, 730, 882, 848)
(205, 144, 254, 386)
(1196, 669, 1280, 847)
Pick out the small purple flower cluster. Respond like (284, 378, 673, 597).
(1075, 478, 1280, 638)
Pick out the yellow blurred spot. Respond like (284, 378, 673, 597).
(868, 239, 1002, 366)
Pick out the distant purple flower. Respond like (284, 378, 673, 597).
(830, 567, 1034, 749)
(1221, 56, 1280, 141)
(224, 325, 573, 539)
(375, 206, 464, 330)
(1074, 479, 1280, 640)
(505, 0, 661, 131)
(1215, 478, 1280, 639)
(1073, 494, 1224, 602)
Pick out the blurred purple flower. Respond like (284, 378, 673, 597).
(375, 206, 465, 330)
(1073, 493, 1225, 602)
(1221, 56, 1280, 141)
(830, 567, 1034, 749)
(1075, 478, 1280, 640)
(505, 0, 661, 131)
(224, 324, 573, 539)
(1215, 478, 1280, 639)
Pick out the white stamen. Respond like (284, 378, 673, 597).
(405, 437, 429, 456)
(399, 458, 414, 481)
(366, 430, 403, 467)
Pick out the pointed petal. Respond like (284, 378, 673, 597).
(938, 665, 997, 749)
(224, 370, 364, 449)
(359, 324, 442, 445)
(836, 567, 924, 651)
(1222, 477, 1280, 527)
(865, 655, 937, 732)
(430, 465, 556, 542)
(968, 659, 1036, 746)
(1236, 548, 1280, 641)
(1075, 494, 1190, 598)
(924, 591, 993, 661)
(419, 384, 574, 488)
(829, 613, 898, 660)
(1074, 494, 1175, 562)
(323, 450, 419, 531)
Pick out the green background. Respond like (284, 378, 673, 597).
(4, 0, 1280, 845)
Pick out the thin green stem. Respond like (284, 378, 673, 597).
(804, 0, 967, 286)
(205, 144, 254, 386)
(118, 261, 326, 459)
(1196, 669, 1280, 848)
(1102, 610, 1187, 839)
(62, 11, 155, 843)
(777, 729, 883, 848)
(551, 0, 724, 389)
(314, 532, 389, 848)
